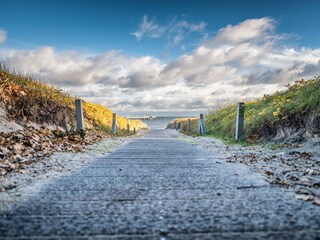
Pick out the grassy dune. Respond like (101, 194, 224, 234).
(0, 62, 146, 135)
(175, 78, 320, 143)
(168, 117, 199, 134)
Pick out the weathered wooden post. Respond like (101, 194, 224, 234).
(127, 119, 130, 133)
(112, 113, 117, 134)
(134, 127, 136, 133)
(75, 99, 85, 137)
(187, 119, 191, 132)
(199, 114, 206, 136)
(236, 102, 245, 140)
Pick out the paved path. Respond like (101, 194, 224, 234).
(0, 130, 319, 239)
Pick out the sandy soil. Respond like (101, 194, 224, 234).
(0, 104, 23, 133)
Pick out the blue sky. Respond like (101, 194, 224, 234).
(1, 0, 320, 115)
(2, 0, 320, 57)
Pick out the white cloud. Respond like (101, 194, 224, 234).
(4, 46, 167, 91)
(132, 16, 165, 41)
(1, 18, 320, 113)
(161, 17, 320, 89)
(132, 15, 207, 44)
(0, 29, 7, 44)
(215, 17, 275, 44)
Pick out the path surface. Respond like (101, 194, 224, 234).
(0, 130, 319, 239)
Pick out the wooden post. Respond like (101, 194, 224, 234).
(187, 119, 191, 132)
(112, 113, 117, 134)
(236, 102, 245, 140)
(134, 127, 136, 133)
(199, 114, 206, 136)
(127, 119, 130, 133)
(75, 99, 85, 133)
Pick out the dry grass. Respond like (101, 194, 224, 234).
(0, 62, 146, 135)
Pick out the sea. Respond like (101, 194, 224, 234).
(140, 116, 194, 130)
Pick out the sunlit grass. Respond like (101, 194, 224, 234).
(170, 117, 199, 135)
(0, 61, 145, 134)
(172, 77, 320, 142)
(205, 78, 320, 142)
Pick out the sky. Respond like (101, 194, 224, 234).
(0, 0, 320, 116)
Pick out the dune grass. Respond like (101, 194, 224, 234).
(0, 62, 145, 135)
(169, 117, 200, 134)
(172, 78, 320, 143)
(205, 78, 320, 142)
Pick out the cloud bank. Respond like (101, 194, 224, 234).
(1, 17, 320, 113)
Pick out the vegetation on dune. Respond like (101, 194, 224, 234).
(172, 78, 320, 143)
(205, 78, 320, 142)
(0, 62, 145, 135)
(0, 62, 147, 177)
(82, 101, 144, 134)
(168, 117, 200, 134)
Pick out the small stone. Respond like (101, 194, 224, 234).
(295, 194, 313, 201)
(0, 168, 7, 176)
(5, 184, 17, 190)
(313, 197, 320, 206)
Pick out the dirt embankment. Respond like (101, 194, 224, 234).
(0, 80, 109, 178)
(259, 111, 320, 144)
(0, 79, 74, 131)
